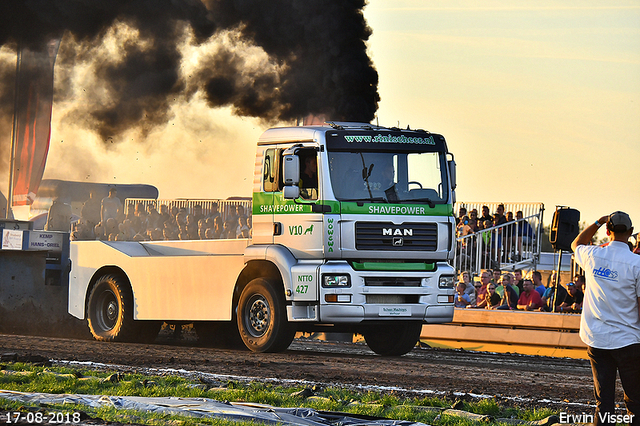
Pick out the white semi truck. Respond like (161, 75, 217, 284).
(68, 122, 458, 355)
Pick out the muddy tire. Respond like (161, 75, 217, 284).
(237, 278, 294, 352)
(363, 321, 422, 356)
(87, 274, 138, 342)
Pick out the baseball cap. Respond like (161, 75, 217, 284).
(607, 211, 632, 233)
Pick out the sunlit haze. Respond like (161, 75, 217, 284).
(3, 0, 639, 234)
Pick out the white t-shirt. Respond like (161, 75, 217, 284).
(574, 241, 640, 349)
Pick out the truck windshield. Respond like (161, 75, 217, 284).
(328, 151, 449, 204)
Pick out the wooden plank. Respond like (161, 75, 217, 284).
(422, 324, 585, 348)
(422, 339, 588, 360)
(420, 308, 587, 359)
(450, 308, 581, 330)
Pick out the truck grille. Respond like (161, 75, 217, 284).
(355, 222, 437, 251)
(365, 277, 422, 287)
(366, 295, 421, 304)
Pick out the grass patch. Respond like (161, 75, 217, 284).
(0, 362, 558, 426)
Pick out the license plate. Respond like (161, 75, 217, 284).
(379, 306, 411, 316)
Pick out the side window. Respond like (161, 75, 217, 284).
(263, 149, 280, 193)
(262, 149, 275, 192)
(297, 148, 318, 200)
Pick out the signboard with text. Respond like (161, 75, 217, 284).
(1, 229, 24, 250)
(26, 231, 63, 253)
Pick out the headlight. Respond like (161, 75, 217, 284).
(438, 275, 455, 289)
(322, 274, 351, 288)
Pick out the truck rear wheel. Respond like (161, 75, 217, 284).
(363, 321, 422, 356)
(87, 274, 137, 342)
(237, 278, 294, 353)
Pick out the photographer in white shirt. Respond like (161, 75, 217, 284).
(572, 211, 640, 426)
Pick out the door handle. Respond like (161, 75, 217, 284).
(274, 222, 283, 236)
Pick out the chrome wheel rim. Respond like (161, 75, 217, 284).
(246, 295, 270, 337)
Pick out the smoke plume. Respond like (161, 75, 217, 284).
(0, 0, 379, 147)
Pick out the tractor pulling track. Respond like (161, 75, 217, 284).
(0, 332, 607, 414)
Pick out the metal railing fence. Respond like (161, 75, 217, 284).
(453, 202, 544, 276)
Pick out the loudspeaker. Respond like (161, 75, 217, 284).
(550, 207, 580, 251)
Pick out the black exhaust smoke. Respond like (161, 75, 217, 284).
(0, 0, 379, 147)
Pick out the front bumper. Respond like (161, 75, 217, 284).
(317, 261, 455, 323)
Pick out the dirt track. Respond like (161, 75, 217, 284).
(0, 331, 610, 414)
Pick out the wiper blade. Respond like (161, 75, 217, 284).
(407, 197, 436, 208)
(340, 197, 389, 203)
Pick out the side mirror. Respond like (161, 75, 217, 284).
(283, 155, 300, 200)
(283, 155, 300, 186)
(447, 157, 457, 190)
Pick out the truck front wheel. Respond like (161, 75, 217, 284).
(363, 321, 422, 356)
(87, 274, 137, 342)
(237, 278, 294, 353)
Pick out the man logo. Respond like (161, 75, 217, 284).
(393, 237, 404, 247)
(383, 228, 413, 236)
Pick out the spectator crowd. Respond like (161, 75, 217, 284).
(70, 188, 252, 242)
(456, 204, 534, 240)
(455, 203, 536, 270)
(455, 268, 585, 314)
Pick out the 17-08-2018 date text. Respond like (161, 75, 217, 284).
(2, 411, 81, 424)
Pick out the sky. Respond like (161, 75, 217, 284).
(3, 0, 640, 233)
(364, 1, 640, 230)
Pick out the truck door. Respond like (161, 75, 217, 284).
(274, 147, 324, 259)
